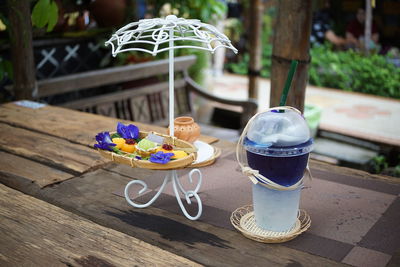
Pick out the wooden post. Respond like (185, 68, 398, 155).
(248, 0, 263, 99)
(364, 0, 372, 55)
(270, 0, 312, 112)
(8, 0, 36, 100)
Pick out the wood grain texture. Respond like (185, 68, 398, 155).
(35, 54, 255, 134)
(0, 184, 200, 267)
(216, 139, 395, 184)
(270, 0, 312, 112)
(0, 123, 106, 174)
(7, 0, 36, 100)
(309, 159, 400, 185)
(60, 80, 184, 109)
(270, 61, 309, 112)
(184, 72, 257, 129)
(0, 103, 218, 145)
(37, 55, 196, 97)
(248, 0, 263, 99)
(318, 123, 400, 147)
(29, 169, 345, 267)
(0, 151, 73, 189)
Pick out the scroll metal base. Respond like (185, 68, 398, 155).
(124, 169, 203, 220)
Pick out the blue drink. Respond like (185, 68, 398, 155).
(245, 139, 313, 186)
(242, 108, 313, 231)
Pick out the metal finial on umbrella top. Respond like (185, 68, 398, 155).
(105, 15, 238, 135)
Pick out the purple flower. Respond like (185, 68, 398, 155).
(94, 132, 116, 151)
(117, 122, 139, 139)
(149, 151, 174, 164)
(135, 156, 142, 160)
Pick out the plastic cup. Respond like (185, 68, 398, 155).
(252, 184, 301, 232)
(243, 108, 313, 231)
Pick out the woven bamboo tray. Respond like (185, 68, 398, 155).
(97, 131, 197, 170)
(230, 205, 311, 243)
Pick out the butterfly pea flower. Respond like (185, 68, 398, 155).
(94, 132, 116, 151)
(149, 151, 174, 164)
(117, 122, 139, 139)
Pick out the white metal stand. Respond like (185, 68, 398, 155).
(124, 169, 203, 220)
(106, 15, 237, 221)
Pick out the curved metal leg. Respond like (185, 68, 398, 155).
(124, 169, 203, 220)
(171, 169, 203, 220)
(124, 174, 169, 208)
(175, 169, 202, 196)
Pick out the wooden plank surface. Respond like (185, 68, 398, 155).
(309, 159, 400, 185)
(216, 138, 395, 184)
(0, 151, 73, 189)
(28, 168, 345, 267)
(0, 102, 218, 145)
(0, 101, 393, 266)
(60, 79, 184, 109)
(0, 184, 199, 267)
(0, 123, 106, 175)
(37, 55, 196, 97)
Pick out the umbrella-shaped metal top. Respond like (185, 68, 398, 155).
(105, 15, 238, 137)
(105, 15, 238, 56)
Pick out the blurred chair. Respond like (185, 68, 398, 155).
(37, 55, 257, 136)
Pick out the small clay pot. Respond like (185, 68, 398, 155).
(172, 116, 200, 143)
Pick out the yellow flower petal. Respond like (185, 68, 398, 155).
(171, 150, 187, 159)
(121, 143, 136, 153)
(112, 138, 125, 149)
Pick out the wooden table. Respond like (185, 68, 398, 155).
(1, 101, 399, 267)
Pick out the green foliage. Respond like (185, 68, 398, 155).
(0, 12, 9, 31)
(0, 56, 13, 81)
(226, 11, 273, 78)
(226, 1, 399, 100)
(186, 49, 209, 86)
(395, 165, 400, 177)
(141, 0, 226, 85)
(227, 53, 248, 75)
(226, 42, 273, 78)
(31, 0, 58, 32)
(309, 45, 400, 99)
(223, 18, 243, 44)
(228, 42, 400, 99)
(174, 41, 210, 86)
(149, 0, 227, 23)
(371, 155, 389, 174)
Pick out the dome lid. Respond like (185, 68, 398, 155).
(244, 108, 312, 157)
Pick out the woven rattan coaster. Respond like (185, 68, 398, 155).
(230, 205, 311, 243)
